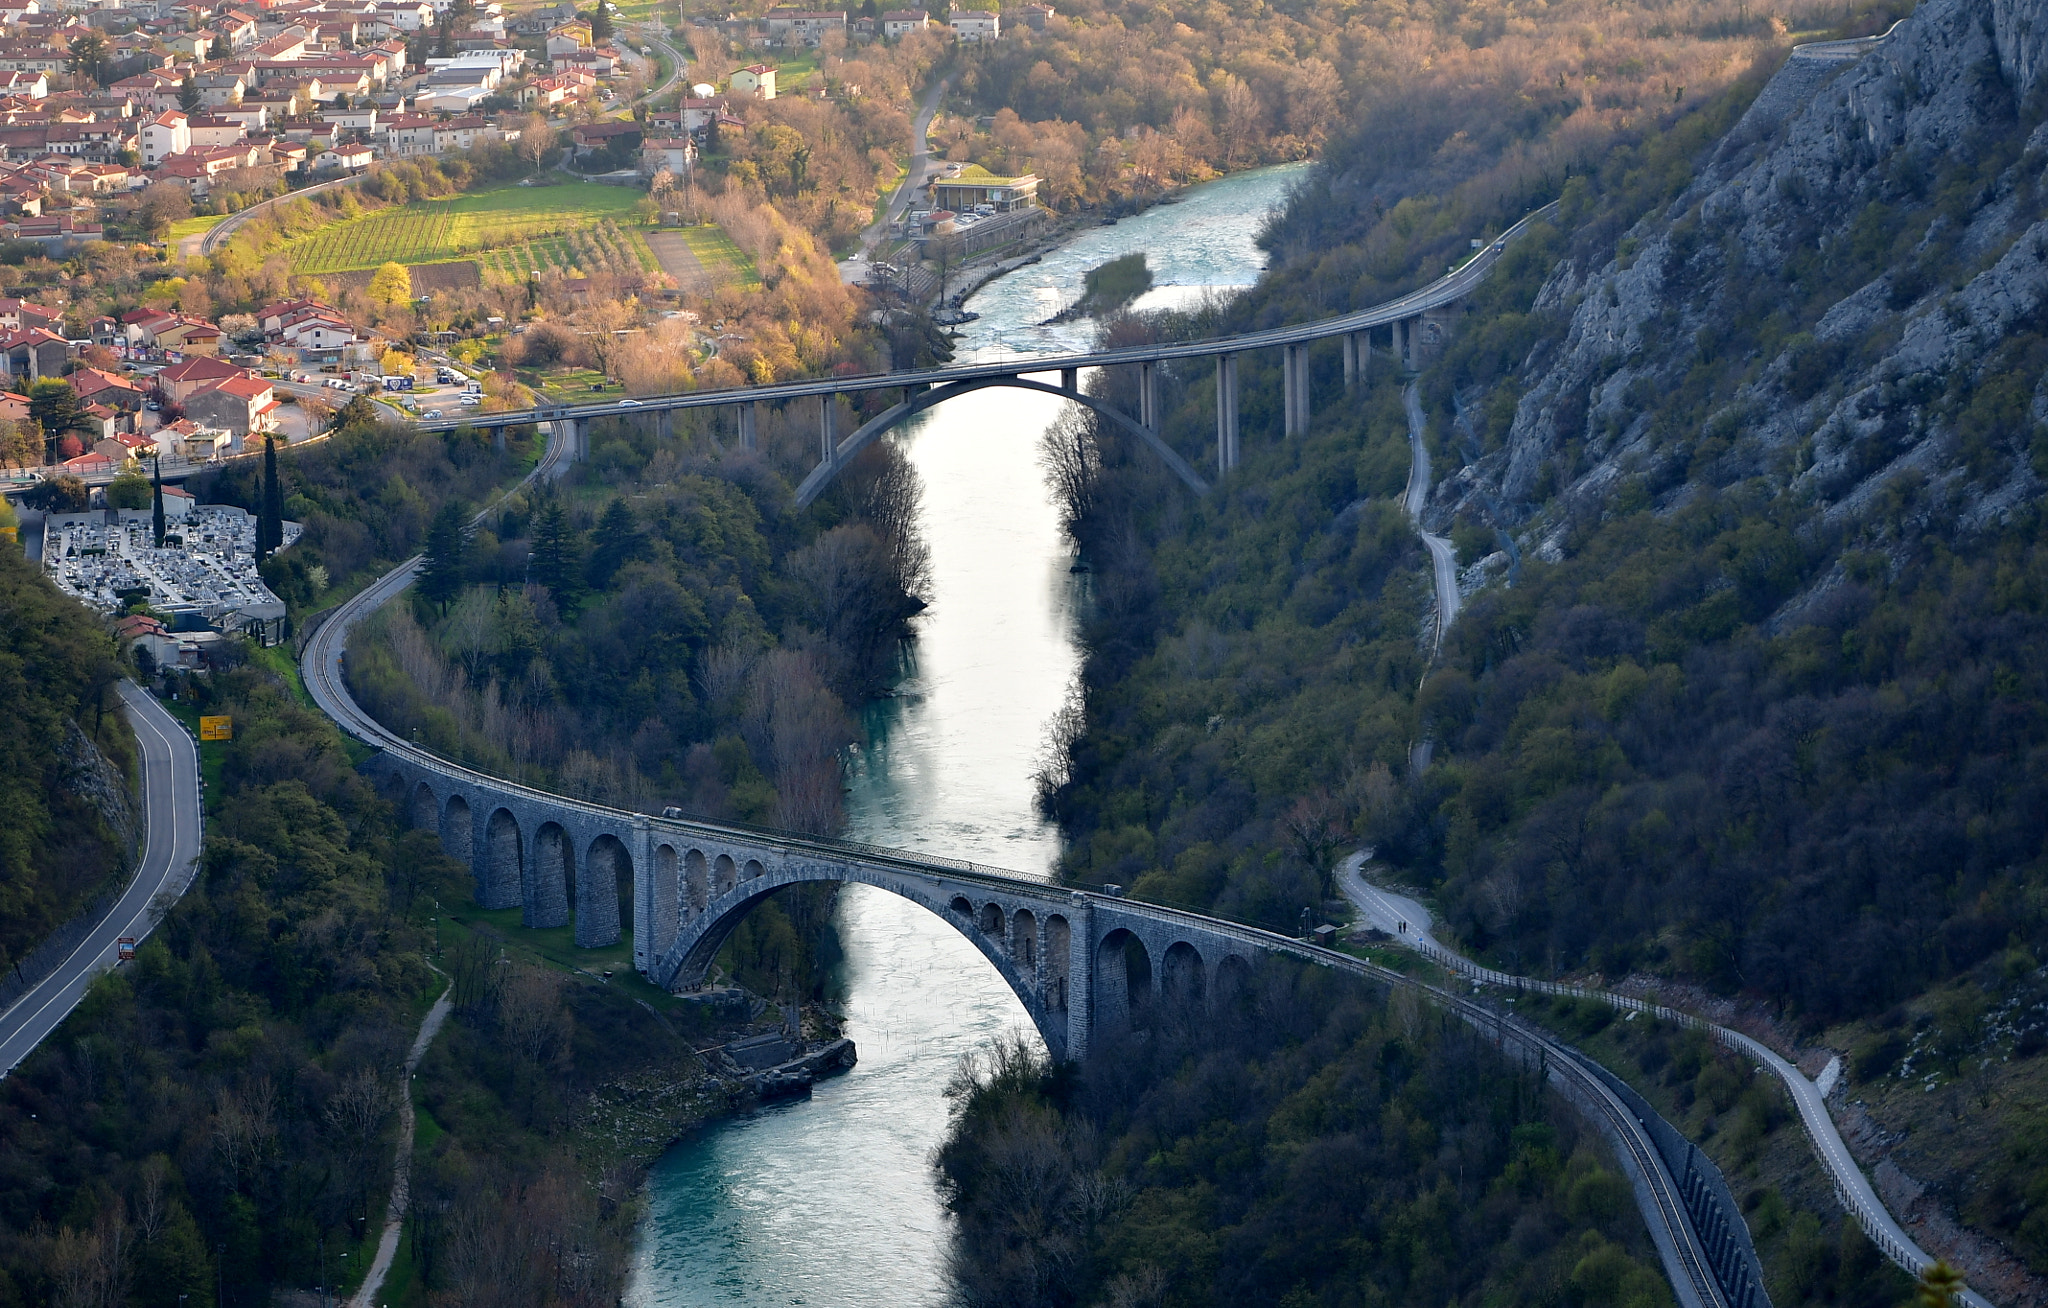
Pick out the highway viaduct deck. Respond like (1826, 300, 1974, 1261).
(422, 203, 1559, 506)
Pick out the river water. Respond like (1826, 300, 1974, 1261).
(627, 163, 1307, 1308)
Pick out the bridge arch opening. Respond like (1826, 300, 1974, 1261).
(949, 895, 973, 916)
(1044, 915, 1070, 1010)
(1094, 929, 1152, 1032)
(581, 834, 629, 948)
(713, 854, 738, 897)
(1011, 909, 1037, 970)
(743, 858, 765, 881)
(1161, 941, 1205, 1006)
(653, 844, 680, 956)
(1215, 953, 1252, 1007)
(684, 850, 709, 914)
(409, 781, 437, 831)
(977, 901, 1005, 945)
(484, 807, 522, 910)
(529, 822, 573, 929)
(441, 794, 472, 866)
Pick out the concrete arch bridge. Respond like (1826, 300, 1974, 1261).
(419, 205, 1559, 507)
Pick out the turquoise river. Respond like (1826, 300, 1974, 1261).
(627, 162, 1308, 1307)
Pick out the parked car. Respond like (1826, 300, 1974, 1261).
(423, 409, 443, 418)
(458, 394, 481, 406)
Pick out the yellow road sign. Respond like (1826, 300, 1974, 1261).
(199, 715, 232, 741)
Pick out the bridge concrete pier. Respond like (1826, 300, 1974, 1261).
(552, 417, 590, 462)
(1061, 367, 1078, 396)
(1342, 331, 1370, 389)
(1214, 353, 1240, 472)
(1139, 361, 1160, 432)
(736, 401, 757, 450)
(819, 393, 837, 464)
(1282, 343, 1310, 436)
(656, 408, 671, 442)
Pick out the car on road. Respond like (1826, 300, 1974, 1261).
(423, 409, 443, 418)
(617, 399, 642, 406)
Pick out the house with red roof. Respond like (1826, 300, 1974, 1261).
(0, 325, 66, 380)
(156, 354, 245, 403)
(183, 371, 277, 436)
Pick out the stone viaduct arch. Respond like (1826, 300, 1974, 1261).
(369, 749, 1259, 1062)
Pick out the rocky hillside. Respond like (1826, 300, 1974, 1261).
(1453, 0, 2048, 555)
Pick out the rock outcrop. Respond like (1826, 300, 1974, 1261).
(1450, 0, 2048, 564)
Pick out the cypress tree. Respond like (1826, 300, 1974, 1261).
(259, 434, 282, 560)
(151, 453, 165, 547)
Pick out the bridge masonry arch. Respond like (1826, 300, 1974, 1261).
(370, 754, 1260, 1063)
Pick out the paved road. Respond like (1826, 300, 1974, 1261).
(840, 74, 950, 283)
(1337, 853, 1994, 1308)
(1402, 383, 1460, 658)
(0, 682, 202, 1078)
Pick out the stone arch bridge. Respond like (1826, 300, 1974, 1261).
(373, 746, 1255, 1062)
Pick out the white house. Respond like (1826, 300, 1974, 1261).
(948, 9, 997, 39)
(139, 109, 189, 167)
(880, 8, 928, 36)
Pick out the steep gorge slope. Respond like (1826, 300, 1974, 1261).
(1458, 0, 2048, 550)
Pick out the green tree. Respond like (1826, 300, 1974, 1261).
(1915, 1261, 1966, 1308)
(177, 73, 200, 113)
(368, 261, 413, 310)
(418, 502, 469, 612)
(587, 1, 613, 41)
(107, 468, 151, 510)
(23, 475, 86, 512)
(331, 392, 379, 432)
(28, 379, 81, 461)
(66, 31, 109, 86)
(584, 496, 640, 590)
(528, 497, 584, 608)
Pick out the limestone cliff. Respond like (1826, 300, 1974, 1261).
(1449, 0, 2048, 592)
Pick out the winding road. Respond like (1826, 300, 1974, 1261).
(0, 682, 202, 1078)
(841, 74, 951, 282)
(1402, 382, 1460, 658)
(1338, 855, 1993, 1308)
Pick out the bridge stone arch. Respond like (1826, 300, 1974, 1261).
(409, 781, 437, 831)
(582, 834, 629, 948)
(441, 794, 472, 865)
(484, 807, 523, 910)
(1161, 940, 1205, 1006)
(529, 822, 573, 928)
(1095, 928, 1152, 1033)
(793, 374, 1209, 508)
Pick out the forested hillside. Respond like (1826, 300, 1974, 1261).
(342, 407, 928, 836)
(1036, 0, 2048, 1287)
(938, 960, 1673, 1308)
(0, 546, 135, 985)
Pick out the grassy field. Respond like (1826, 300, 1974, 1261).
(677, 223, 760, 286)
(166, 214, 227, 241)
(282, 182, 659, 275)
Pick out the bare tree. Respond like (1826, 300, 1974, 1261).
(497, 964, 573, 1068)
